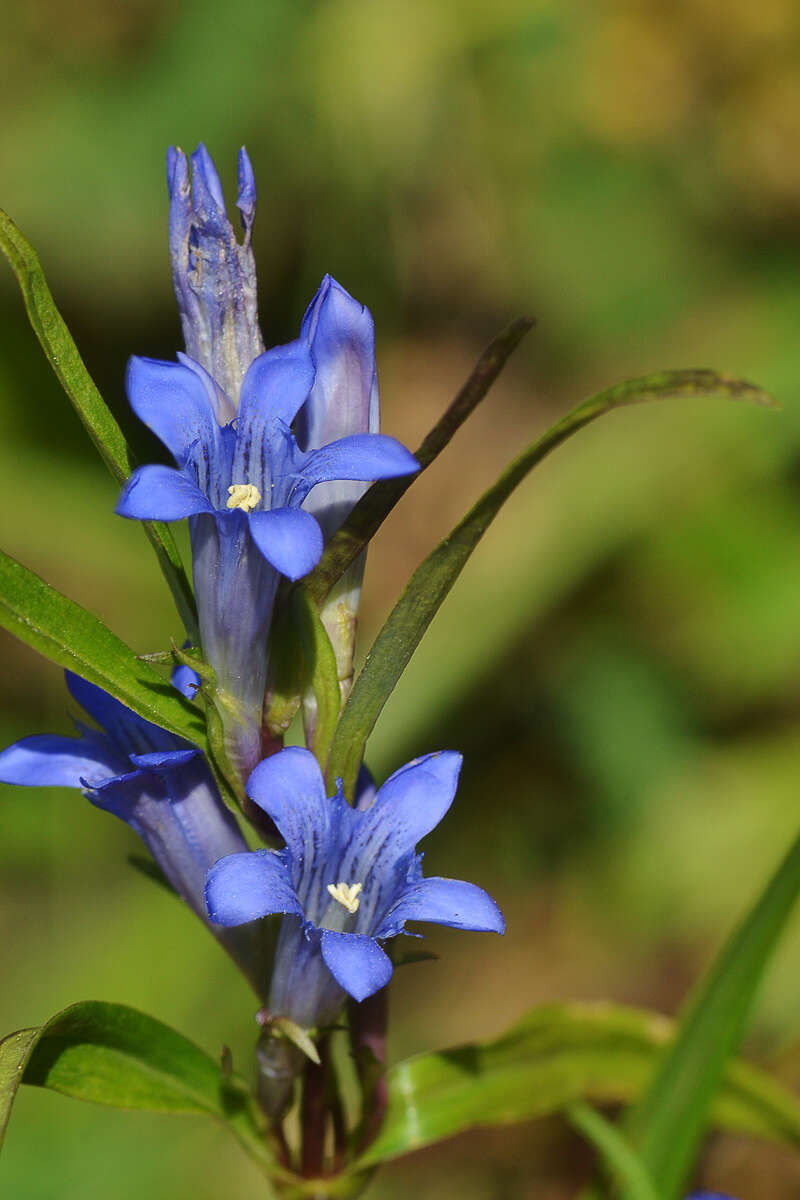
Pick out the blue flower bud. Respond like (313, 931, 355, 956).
(167, 144, 264, 408)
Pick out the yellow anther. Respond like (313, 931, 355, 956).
(326, 881, 362, 914)
(226, 483, 261, 512)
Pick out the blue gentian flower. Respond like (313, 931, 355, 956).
(205, 747, 504, 1028)
(167, 143, 264, 408)
(116, 338, 417, 777)
(0, 671, 269, 996)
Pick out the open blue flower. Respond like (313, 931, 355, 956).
(205, 747, 504, 1027)
(115, 339, 417, 778)
(115, 342, 415, 581)
(0, 672, 270, 995)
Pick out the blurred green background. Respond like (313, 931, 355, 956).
(3, 1, 800, 1196)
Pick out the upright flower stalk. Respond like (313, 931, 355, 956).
(117, 147, 418, 783)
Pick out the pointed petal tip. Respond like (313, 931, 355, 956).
(245, 746, 324, 816)
(189, 143, 227, 217)
(205, 849, 301, 927)
(236, 147, 257, 220)
(320, 931, 393, 1002)
(247, 508, 323, 581)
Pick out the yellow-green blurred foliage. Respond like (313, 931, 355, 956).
(3, 2, 800, 1196)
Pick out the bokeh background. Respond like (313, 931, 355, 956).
(3, 2, 800, 1196)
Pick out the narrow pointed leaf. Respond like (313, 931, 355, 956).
(0, 207, 197, 638)
(0, 1001, 280, 1177)
(566, 1101, 659, 1200)
(0, 549, 206, 748)
(305, 317, 535, 607)
(355, 1001, 800, 1168)
(326, 369, 774, 795)
(619, 826, 800, 1200)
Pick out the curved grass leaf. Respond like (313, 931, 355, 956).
(566, 1101, 659, 1200)
(619, 826, 800, 1200)
(356, 1001, 800, 1169)
(0, 1001, 279, 1179)
(326, 369, 774, 795)
(0, 207, 197, 638)
(0, 548, 206, 748)
(306, 317, 535, 607)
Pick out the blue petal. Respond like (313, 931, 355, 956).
(0, 734, 123, 789)
(320, 931, 393, 1002)
(247, 508, 323, 580)
(125, 356, 224, 470)
(172, 661, 201, 699)
(129, 749, 198, 770)
(297, 275, 379, 450)
(246, 747, 332, 865)
(167, 146, 191, 271)
(339, 751, 463, 882)
(376, 877, 505, 939)
(302, 434, 419, 489)
(236, 146, 257, 230)
(176, 353, 237, 427)
(354, 763, 377, 812)
(65, 672, 181, 757)
(205, 849, 302, 926)
(233, 341, 315, 483)
(66, 671, 130, 731)
(116, 464, 214, 522)
(190, 143, 227, 228)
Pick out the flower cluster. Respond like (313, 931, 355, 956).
(0, 144, 503, 1051)
(118, 145, 418, 778)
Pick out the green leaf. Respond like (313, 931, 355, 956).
(0, 1002, 281, 1174)
(0, 207, 198, 638)
(0, 1029, 38, 1147)
(619, 826, 800, 1200)
(0, 548, 206, 748)
(326, 369, 774, 796)
(355, 1000, 800, 1168)
(566, 1101, 659, 1200)
(305, 316, 534, 608)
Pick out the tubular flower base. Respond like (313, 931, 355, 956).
(205, 746, 504, 1031)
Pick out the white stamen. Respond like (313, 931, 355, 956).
(226, 483, 261, 512)
(326, 881, 362, 914)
